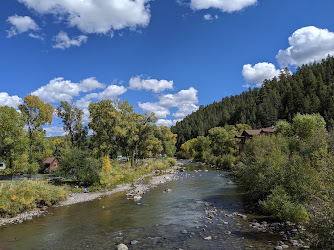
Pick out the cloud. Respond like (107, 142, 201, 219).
(28, 33, 44, 40)
(75, 84, 127, 108)
(0, 92, 23, 108)
(44, 126, 66, 137)
(129, 76, 174, 93)
(242, 62, 281, 86)
(156, 119, 183, 127)
(7, 14, 39, 38)
(276, 26, 334, 67)
(138, 87, 199, 121)
(156, 119, 173, 127)
(158, 87, 198, 107)
(138, 102, 170, 118)
(204, 14, 212, 20)
(191, 0, 257, 12)
(31, 77, 105, 103)
(18, 0, 151, 34)
(173, 104, 199, 118)
(53, 31, 87, 49)
(203, 14, 219, 20)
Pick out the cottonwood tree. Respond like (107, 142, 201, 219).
(18, 95, 53, 163)
(57, 101, 88, 148)
(0, 106, 27, 172)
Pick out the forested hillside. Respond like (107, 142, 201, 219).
(172, 56, 334, 147)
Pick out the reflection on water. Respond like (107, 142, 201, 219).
(0, 164, 278, 249)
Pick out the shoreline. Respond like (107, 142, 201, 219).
(0, 165, 184, 227)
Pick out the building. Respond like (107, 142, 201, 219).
(0, 162, 6, 170)
(43, 157, 59, 173)
(235, 126, 275, 152)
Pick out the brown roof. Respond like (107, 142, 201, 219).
(44, 157, 57, 164)
(242, 129, 262, 136)
(261, 126, 276, 133)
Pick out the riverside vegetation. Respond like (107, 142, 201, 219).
(178, 113, 334, 248)
(0, 95, 177, 218)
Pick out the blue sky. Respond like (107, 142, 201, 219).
(1, 0, 334, 136)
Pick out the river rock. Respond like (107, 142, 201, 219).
(165, 189, 172, 192)
(275, 246, 283, 250)
(133, 195, 142, 201)
(203, 236, 212, 240)
(181, 229, 187, 234)
(281, 245, 289, 249)
(130, 240, 138, 245)
(117, 243, 128, 250)
(226, 180, 234, 185)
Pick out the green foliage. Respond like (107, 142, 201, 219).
(0, 106, 27, 172)
(0, 180, 67, 217)
(260, 186, 309, 223)
(57, 101, 88, 148)
(18, 95, 53, 163)
(58, 147, 100, 185)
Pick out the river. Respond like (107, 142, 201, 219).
(0, 163, 282, 249)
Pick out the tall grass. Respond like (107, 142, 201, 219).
(100, 158, 177, 187)
(0, 180, 68, 217)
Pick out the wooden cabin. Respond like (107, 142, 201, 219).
(235, 126, 275, 153)
(43, 157, 59, 173)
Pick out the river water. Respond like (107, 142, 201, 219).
(0, 163, 280, 249)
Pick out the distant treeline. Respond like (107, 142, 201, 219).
(172, 55, 334, 147)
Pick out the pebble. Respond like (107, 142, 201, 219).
(203, 236, 212, 240)
(130, 240, 138, 245)
(117, 243, 128, 250)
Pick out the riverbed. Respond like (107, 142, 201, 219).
(0, 163, 289, 249)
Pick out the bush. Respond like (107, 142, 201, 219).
(0, 180, 67, 217)
(260, 186, 309, 223)
(58, 147, 101, 185)
(216, 154, 235, 170)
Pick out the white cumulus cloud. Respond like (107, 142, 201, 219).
(129, 76, 174, 93)
(158, 87, 198, 107)
(138, 87, 199, 121)
(53, 31, 87, 49)
(31, 77, 105, 103)
(173, 104, 199, 118)
(276, 26, 334, 67)
(18, 0, 151, 34)
(7, 14, 39, 38)
(76, 85, 127, 108)
(191, 0, 257, 12)
(0, 92, 23, 108)
(138, 102, 170, 118)
(242, 62, 281, 86)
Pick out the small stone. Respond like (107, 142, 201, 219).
(133, 195, 142, 201)
(223, 221, 229, 225)
(226, 231, 231, 235)
(130, 240, 138, 245)
(275, 247, 283, 250)
(281, 245, 289, 249)
(181, 229, 187, 234)
(102, 206, 105, 209)
(117, 243, 128, 250)
(204, 236, 212, 240)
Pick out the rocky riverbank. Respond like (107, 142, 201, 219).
(0, 165, 184, 228)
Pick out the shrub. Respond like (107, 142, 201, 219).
(0, 180, 67, 217)
(216, 154, 235, 170)
(260, 186, 309, 223)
